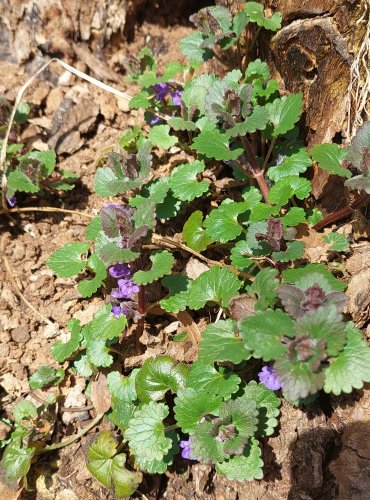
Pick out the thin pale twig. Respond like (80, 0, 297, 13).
(0, 206, 95, 219)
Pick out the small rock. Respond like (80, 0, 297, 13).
(11, 325, 30, 343)
(45, 88, 64, 115)
(12, 243, 25, 260)
(43, 323, 59, 339)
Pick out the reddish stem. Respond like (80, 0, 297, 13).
(313, 193, 370, 231)
(239, 135, 270, 204)
(134, 286, 146, 355)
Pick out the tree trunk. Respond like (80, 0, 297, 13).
(262, 0, 369, 199)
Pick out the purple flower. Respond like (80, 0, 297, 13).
(6, 196, 16, 207)
(111, 304, 128, 318)
(150, 115, 161, 125)
(111, 278, 139, 300)
(109, 264, 131, 279)
(179, 438, 197, 460)
(258, 366, 282, 391)
(170, 90, 182, 106)
(153, 82, 170, 102)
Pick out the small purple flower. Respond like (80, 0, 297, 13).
(109, 263, 131, 279)
(179, 438, 197, 460)
(170, 90, 182, 106)
(111, 278, 139, 300)
(153, 82, 170, 102)
(258, 366, 282, 391)
(6, 196, 16, 207)
(111, 305, 128, 318)
(150, 115, 161, 125)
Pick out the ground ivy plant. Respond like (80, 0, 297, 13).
(2, 1, 370, 496)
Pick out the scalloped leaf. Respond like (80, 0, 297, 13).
(133, 250, 174, 285)
(86, 431, 143, 498)
(247, 268, 279, 310)
(280, 207, 306, 227)
(174, 388, 222, 433)
(191, 128, 243, 160)
(51, 318, 82, 362)
(168, 117, 197, 131)
(269, 176, 311, 205)
(47, 242, 89, 278)
(324, 323, 370, 395)
(179, 32, 214, 62)
(129, 90, 151, 109)
(182, 74, 216, 114)
(77, 253, 107, 298)
(224, 106, 269, 138)
(7, 170, 39, 193)
(275, 357, 325, 401)
(216, 438, 264, 481)
(241, 381, 280, 436)
(310, 143, 350, 178)
(183, 210, 212, 252)
(187, 266, 241, 310)
(204, 201, 248, 243)
(238, 309, 294, 360)
(95, 233, 139, 267)
(267, 147, 312, 181)
(324, 232, 349, 252)
(148, 124, 177, 149)
(282, 263, 347, 291)
(28, 365, 65, 390)
(1, 441, 34, 484)
(125, 402, 174, 473)
(87, 305, 127, 342)
(187, 362, 241, 400)
(245, 2, 282, 31)
(85, 216, 103, 242)
(266, 94, 303, 136)
(160, 275, 191, 313)
(199, 319, 251, 364)
(245, 59, 270, 82)
(190, 421, 227, 463)
(169, 160, 210, 201)
(135, 356, 188, 403)
(272, 240, 305, 262)
(230, 241, 254, 272)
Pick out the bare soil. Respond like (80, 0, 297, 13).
(1, 13, 370, 500)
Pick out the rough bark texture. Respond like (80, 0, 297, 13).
(261, 0, 368, 200)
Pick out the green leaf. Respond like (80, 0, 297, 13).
(224, 106, 269, 138)
(267, 147, 312, 181)
(247, 268, 279, 310)
(13, 401, 37, 422)
(245, 59, 270, 82)
(239, 309, 294, 360)
(190, 421, 227, 463)
(135, 356, 188, 403)
(183, 211, 212, 252)
(26, 149, 56, 175)
(174, 388, 222, 433)
(282, 263, 347, 291)
(245, 2, 282, 31)
(324, 323, 370, 395)
(182, 74, 216, 114)
(266, 94, 303, 136)
(87, 305, 127, 342)
(77, 253, 107, 298)
(275, 357, 325, 401)
(148, 125, 177, 149)
(310, 143, 350, 178)
(1, 443, 34, 483)
(324, 232, 349, 252)
(187, 267, 241, 310)
(14, 101, 30, 124)
(7, 170, 39, 193)
(280, 207, 306, 227)
(306, 208, 323, 226)
(95, 233, 139, 267)
(108, 371, 138, 431)
(129, 90, 151, 109)
(86, 431, 142, 498)
(74, 353, 95, 377)
(133, 250, 174, 286)
(85, 216, 103, 241)
(118, 126, 141, 149)
(199, 319, 251, 364)
(160, 275, 191, 313)
(29, 365, 64, 390)
(187, 362, 241, 400)
(51, 318, 82, 363)
(230, 241, 254, 272)
(86, 339, 113, 368)
(219, 398, 258, 437)
(180, 32, 214, 62)
(216, 438, 264, 481)
(272, 240, 305, 262)
(94, 167, 119, 197)
(169, 160, 209, 201)
(47, 242, 89, 278)
(269, 176, 311, 205)
(204, 201, 248, 243)
(168, 117, 197, 131)
(241, 381, 280, 436)
(125, 402, 173, 472)
(191, 128, 243, 161)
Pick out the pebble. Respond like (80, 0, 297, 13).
(11, 325, 30, 343)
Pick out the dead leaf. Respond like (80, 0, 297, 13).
(91, 373, 111, 414)
(296, 224, 331, 263)
(345, 268, 370, 327)
(229, 294, 256, 320)
(185, 258, 209, 280)
(176, 310, 201, 344)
